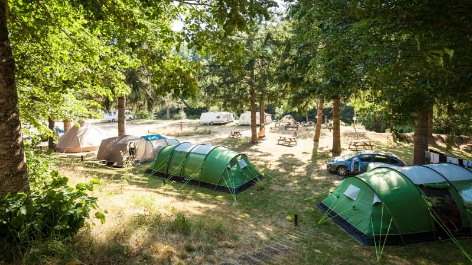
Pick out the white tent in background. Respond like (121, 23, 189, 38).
(55, 123, 107, 153)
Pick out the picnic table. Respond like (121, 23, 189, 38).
(348, 139, 373, 150)
(277, 136, 297, 146)
(229, 131, 243, 138)
(285, 124, 299, 130)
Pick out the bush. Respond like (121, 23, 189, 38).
(0, 146, 104, 262)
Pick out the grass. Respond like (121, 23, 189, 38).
(25, 123, 472, 264)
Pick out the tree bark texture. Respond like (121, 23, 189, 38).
(48, 118, 55, 149)
(414, 109, 429, 165)
(250, 82, 257, 144)
(0, 0, 30, 197)
(314, 98, 324, 142)
(259, 97, 265, 132)
(166, 106, 170, 120)
(118, 95, 126, 136)
(332, 96, 342, 156)
(63, 119, 71, 132)
(248, 35, 257, 144)
(428, 107, 433, 138)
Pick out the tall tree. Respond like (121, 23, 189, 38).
(1, 0, 276, 196)
(0, 0, 29, 196)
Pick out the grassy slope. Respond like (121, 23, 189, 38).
(51, 121, 472, 265)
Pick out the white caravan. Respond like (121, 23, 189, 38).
(199, 112, 234, 125)
(104, 110, 134, 122)
(238, 112, 273, 125)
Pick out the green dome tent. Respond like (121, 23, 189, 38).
(317, 163, 472, 246)
(145, 142, 261, 194)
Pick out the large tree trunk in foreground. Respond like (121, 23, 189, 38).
(118, 95, 126, 136)
(414, 109, 429, 165)
(259, 98, 265, 132)
(314, 98, 324, 142)
(0, 1, 30, 197)
(63, 119, 71, 132)
(48, 118, 55, 149)
(332, 96, 342, 156)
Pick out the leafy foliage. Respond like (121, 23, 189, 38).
(0, 146, 104, 261)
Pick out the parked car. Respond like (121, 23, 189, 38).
(327, 151, 406, 176)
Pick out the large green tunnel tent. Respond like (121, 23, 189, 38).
(317, 163, 472, 246)
(146, 142, 261, 194)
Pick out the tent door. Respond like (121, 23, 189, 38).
(420, 186, 463, 234)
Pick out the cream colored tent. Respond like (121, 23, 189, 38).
(55, 123, 107, 153)
(97, 134, 179, 166)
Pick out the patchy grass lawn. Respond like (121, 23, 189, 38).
(52, 121, 472, 265)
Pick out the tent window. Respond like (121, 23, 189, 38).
(373, 193, 382, 204)
(227, 163, 231, 170)
(238, 159, 248, 169)
(343, 184, 361, 201)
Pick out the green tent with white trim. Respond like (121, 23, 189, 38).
(145, 142, 261, 194)
(317, 163, 472, 246)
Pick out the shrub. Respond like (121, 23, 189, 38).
(0, 146, 104, 262)
(0, 174, 104, 252)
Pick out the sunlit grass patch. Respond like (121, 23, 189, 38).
(42, 124, 472, 264)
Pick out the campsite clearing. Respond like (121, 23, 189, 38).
(51, 119, 472, 265)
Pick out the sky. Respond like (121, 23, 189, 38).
(171, 0, 287, 31)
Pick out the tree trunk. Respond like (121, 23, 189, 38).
(249, 34, 257, 144)
(166, 106, 170, 120)
(332, 96, 342, 156)
(48, 118, 55, 150)
(414, 109, 429, 165)
(118, 95, 126, 136)
(428, 107, 433, 138)
(314, 97, 324, 142)
(63, 119, 71, 132)
(259, 97, 265, 132)
(250, 83, 257, 144)
(0, 1, 30, 197)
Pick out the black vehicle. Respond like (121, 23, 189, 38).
(327, 151, 406, 176)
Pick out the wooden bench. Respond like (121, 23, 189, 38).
(229, 131, 242, 138)
(277, 136, 297, 146)
(348, 139, 373, 150)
